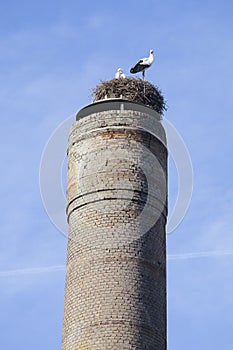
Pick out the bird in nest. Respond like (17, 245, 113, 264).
(130, 50, 154, 80)
(115, 68, 126, 79)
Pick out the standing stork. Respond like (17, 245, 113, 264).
(130, 50, 154, 80)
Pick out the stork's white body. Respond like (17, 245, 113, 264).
(140, 51, 154, 66)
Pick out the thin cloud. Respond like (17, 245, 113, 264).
(168, 249, 233, 260)
(1, 249, 233, 277)
(0, 265, 65, 277)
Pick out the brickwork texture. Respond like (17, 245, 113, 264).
(62, 101, 167, 350)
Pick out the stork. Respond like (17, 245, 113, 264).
(130, 50, 154, 80)
(115, 68, 126, 79)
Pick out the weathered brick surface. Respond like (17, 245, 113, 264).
(62, 102, 167, 350)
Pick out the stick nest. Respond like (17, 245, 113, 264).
(92, 78, 167, 115)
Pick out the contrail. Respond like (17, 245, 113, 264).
(1, 249, 233, 277)
(168, 249, 233, 260)
(0, 265, 65, 277)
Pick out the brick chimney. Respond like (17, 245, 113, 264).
(62, 84, 167, 349)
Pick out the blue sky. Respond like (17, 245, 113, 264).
(1, 0, 233, 349)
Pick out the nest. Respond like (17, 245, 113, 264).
(92, 77, 167, 115)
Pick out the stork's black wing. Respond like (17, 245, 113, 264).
(130, 59, 143, 73)
(130, 60, 150, 74)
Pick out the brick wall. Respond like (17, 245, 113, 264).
(62, 102, 167, 350)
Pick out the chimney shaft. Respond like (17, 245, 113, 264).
(62, 99, 167, 349)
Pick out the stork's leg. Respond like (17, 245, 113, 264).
(142, 70, 145, 80)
